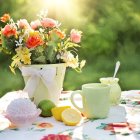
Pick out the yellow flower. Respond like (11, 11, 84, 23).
(11, 55, 20, 67)
(9, 55, 21, 73)
(9, 66, 16, 74)
(16, 47, 30, 56)
(21, 54, 31, 64)
(22, 47, 30, 54)
(15, 47, 31, 65)
(10, 47, 31, 73)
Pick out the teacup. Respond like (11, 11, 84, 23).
(70, 83, 110, 119)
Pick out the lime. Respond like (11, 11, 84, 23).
(61, 108, 82, 126)
(38, 100, 56, 117)
(51, 106, 71, 121)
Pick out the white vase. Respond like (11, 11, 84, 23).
(20, 63, 66, 105)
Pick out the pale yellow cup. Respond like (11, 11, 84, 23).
(100, 77, 121, 105)
(70, 83, 110, 119)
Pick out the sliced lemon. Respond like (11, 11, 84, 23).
(51, 106, 71, 121)
(61, 108, 82, 126)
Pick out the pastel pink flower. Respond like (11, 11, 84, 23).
(17, 19, 30, 29)
(41, 18, 57, 28)
(70, 29, 82, 43)
(30, 20, 41, 30)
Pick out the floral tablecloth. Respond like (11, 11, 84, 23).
(0, 90, 140, 140)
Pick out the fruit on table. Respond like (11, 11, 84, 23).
(61, 108, 82, 126)
(38, 100, 56, 117)
(51, 106, 71, 121)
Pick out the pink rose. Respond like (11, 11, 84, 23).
(30, 20, 41, 30)
(41, 18, 57, 28)
(70, 29, 82, 43)
(17, 19, 30, 29)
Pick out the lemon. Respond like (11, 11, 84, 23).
(61, 108, 82, 126)
(38, 100, 56, 117)
(51, 106, 71, 121)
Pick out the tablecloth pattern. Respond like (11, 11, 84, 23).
(0, 90, 140, 140)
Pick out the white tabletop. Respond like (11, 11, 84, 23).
(0, 90, 140, 140)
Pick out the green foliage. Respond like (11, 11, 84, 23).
(0, 68, 24, 97)
(1, 33, 16, 54)
(46, 33, 59, 63)
(31, 46, 46, 64)
(81, 0, 140, 61)
(0, 0, 140, 97)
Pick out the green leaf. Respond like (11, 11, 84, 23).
(45, 45, 57, 63)
(50, 31, 60, 41)
(0, 47, 2, 52)
(1, 33, 16, 53)
(33, 55, 46, 64)
(31, 46, 47, 64)
(64, 42, 81, 49)
(121, 133, 130, 136)
(36, 46, 44, 53)
(10, 128, 19, 131)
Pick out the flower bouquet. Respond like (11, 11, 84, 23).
(0, 11, 85, 72)
(0, 11, 85, 105)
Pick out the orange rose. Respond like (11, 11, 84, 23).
(53, 29, 65, 39)
(2, 24, 17, 37)
(0, 13, 10, 23)
(26, 33, 44, 48)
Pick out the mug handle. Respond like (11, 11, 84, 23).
(70, 90, 84, 113)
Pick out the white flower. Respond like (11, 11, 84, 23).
(15, 37, 23, 47)
(39, 28, 45, 33)
(61, 51, 79, 68)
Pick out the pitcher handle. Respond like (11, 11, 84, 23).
(70, 90, 84, 113)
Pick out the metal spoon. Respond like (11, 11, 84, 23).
(113, 61, 120, 78)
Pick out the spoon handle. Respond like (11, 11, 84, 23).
(113, 61, 120, 78)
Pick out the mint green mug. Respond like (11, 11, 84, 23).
(70, 83, 110, 119)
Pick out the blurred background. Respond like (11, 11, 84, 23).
(0, 0, 140, 97)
